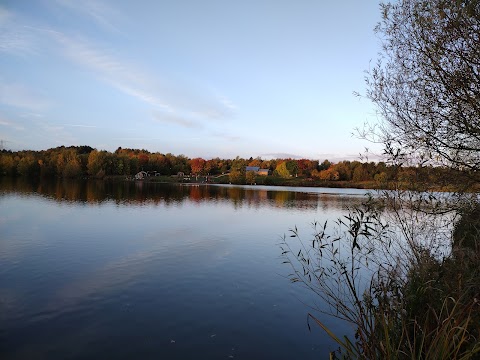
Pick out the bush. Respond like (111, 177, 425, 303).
(280, 196, 480, 359)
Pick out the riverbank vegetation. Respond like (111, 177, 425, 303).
(1, 146, 478, 191)
(282, 0, 480, 358)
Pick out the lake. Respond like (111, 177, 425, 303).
(0, 178, 369, 359)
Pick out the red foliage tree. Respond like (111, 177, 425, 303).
(189, 157, 206, 175)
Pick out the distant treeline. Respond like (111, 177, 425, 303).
(0, 145, 474, 188)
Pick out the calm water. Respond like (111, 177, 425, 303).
(0, 179, 369, 359)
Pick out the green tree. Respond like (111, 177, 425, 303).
(285, 160, 298, 177)
(332, 161, 352, 181)
(352, 164, 369, 182)
(231, 156, 247, 174)
(374, 171, 388, 185)
(318, 159, 331, 171)
(228, 169, 243, 184)
(245, 171, 256, 185)
(274, 162, 290, 178)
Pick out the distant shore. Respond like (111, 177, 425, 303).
(105, 174, 471, 193)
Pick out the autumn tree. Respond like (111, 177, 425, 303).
(374, 171, 388, 185)
(0, 153, 16, 176)
(313, 168, 339, 181)
(149, 153, 170, 175)
(230, 156, 247, 173)
(248, 157, 263, 168)
(363, 0, 480, 175)
(228, 169, 243, 184)
(274, 161, 290, 178)
(87, 150, 107, 178)
(332, 161, 352, 181)
(204, 159, 220, 175)
(137, 153, 149, 170)
(189, 158, 206, 176)
(245, 171, 256, 185)
(352, 165, 369, 182)
(16, 154, 39, 177)
(297, 159, 318, 177)
(63, 157, 82, 178)
(58, 148, 82, 178)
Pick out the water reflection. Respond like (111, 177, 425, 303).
(0, 178, 367, 360)
(0, 178, 365, 211)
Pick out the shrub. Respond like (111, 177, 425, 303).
(280, 196, 480, 359)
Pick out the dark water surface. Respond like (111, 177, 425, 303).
(0, 179, 368, 359)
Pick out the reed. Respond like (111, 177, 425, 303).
(280, 196, 480, 359)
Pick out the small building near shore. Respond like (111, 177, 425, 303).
(245, 166, 260, 173)
(245, 166, 270, 176)
(257, 169, 271, 176)
(135, 171, 148, 180)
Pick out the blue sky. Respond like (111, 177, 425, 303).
(0, 0, 384, 161)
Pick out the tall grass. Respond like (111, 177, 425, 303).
(280, 195, 480, 359)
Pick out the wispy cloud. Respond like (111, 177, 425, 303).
(51, 32, 175, 111)
(0, 118, 78, 150)
(152, 111, 201, 129)
(261, 152, 304, 159)
(0, 7, 37, 55)
(63, 124, 99, 128)
(0, 82, 51, 111)
(2, 21, 175, 112)
(20, 112, 44, 118)
(315, 153, 384, 162)
(211, 131, 240, 142)
(114, 137, 163, 141)
(1, 5, 238, 146)
(0, 117, 25, 131)
(219, 96, 237, 111)
(53, 0, 122, 33)
(47, 32, 236, 122)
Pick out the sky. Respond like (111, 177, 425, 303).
(0, 0, 385, 161)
